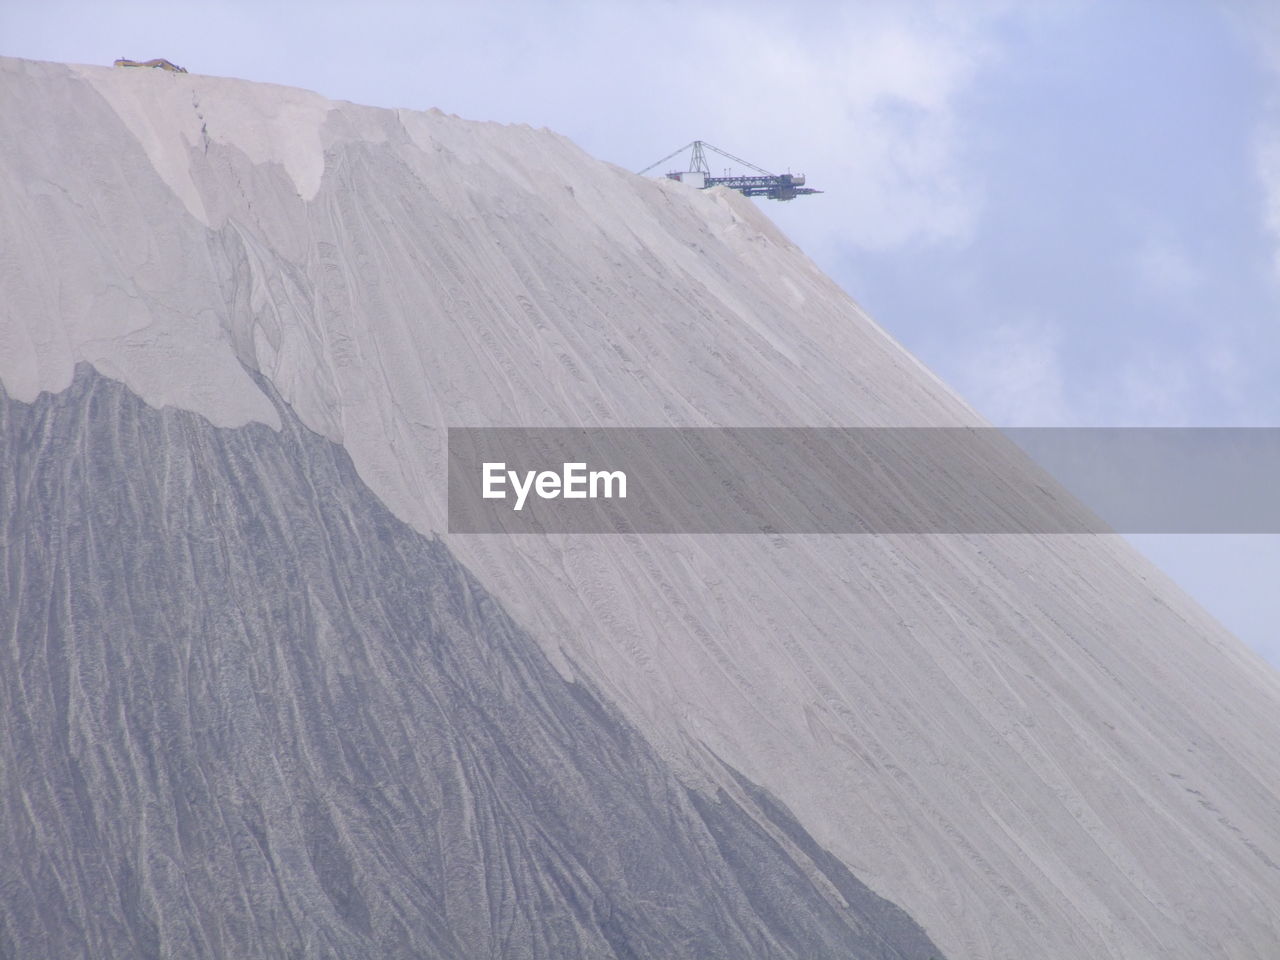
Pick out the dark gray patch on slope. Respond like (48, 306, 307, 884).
(0, 365, 946, 960)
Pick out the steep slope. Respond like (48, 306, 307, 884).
(0, 366, 944, 960)
(3, 56, 1280, 959)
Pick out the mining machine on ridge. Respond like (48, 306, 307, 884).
(639, 140, 822, 201)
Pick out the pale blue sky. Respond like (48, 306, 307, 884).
(4, 1, 1277, 662)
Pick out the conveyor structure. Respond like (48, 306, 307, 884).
(639, 140, 821, 201)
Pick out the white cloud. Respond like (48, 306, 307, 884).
(953, 319, 1070, 426)
(1132, 236, 1203, 300)
(684, 2, 997, 253)
(375, 0, 1013, 255)
(1226, 0, 1280, 280)
(1257, 131, 1280, 278)
(1115, 355, 1194, 425)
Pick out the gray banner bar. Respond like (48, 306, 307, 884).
(446, 427, 1280, 534)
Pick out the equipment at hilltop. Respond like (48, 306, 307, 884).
(638, 140, 821, 201)
(113, 58, 188, 74)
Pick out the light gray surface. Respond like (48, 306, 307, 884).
(4, 57, 1280, 959)
(0, 367, 945, 960)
